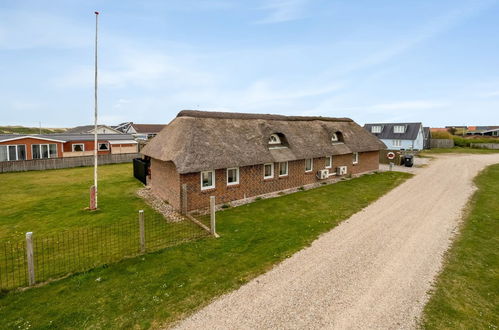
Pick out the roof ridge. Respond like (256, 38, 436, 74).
(177, 110, 353, 122)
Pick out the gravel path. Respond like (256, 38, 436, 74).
(173, 154, 499, 330)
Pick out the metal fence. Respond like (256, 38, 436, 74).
(0, 211, 208, 291)
(0, 153, 140, 173)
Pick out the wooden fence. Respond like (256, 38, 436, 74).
(430, 139, 454, 148)
(470, 143, 499, 150)
(0, 153, 140, 173)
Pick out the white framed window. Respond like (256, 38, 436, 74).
(200, 170, 215, 190)
(394, 125, 405, 133)
(98, 143, 109, 151)
(371, 126, 382, 133)
(305, 159, 313, 172)
(325, 156, 332, 169)
(279, 161, 288, 177)
(32, 144, 57, 159)
(331, 133, 338, 142)
(393, 139, 402, 147)
(72, 144, 85, 152)
(0, 144, 26, 161)
(226, 167, 239, 185)
(268, 134, 281, 145)
(353, 152, 359, 164)
(263, 163, 274, 179)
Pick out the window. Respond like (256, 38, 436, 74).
(268, 134, 281, 145)
(325, 156, 332, 169)
(279, 161, 288, 176)
(227, 167, 239, 185)
(0, 145, 25, 161)
(200, 170, 215, 190)
(371, 126, 382, 133)
(394, 125, 405, 133)
(263, 163, 274, 179)
(353, 152, 359, 164)
(305, 159, 313, 172)
(331, 133, 339, 142)
(72, 144, 85, 152)
(98, 143, 109, 151)
(32, 144, 57, 159)
(393, 139, 402, 147)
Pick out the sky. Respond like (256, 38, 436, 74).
(0, 0, 498, 128)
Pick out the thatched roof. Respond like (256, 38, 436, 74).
(141, 110, 385, 174)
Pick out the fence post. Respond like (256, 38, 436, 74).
(181, 184, 188, 215)
(389, 162, 394, 171)
(210, 196, 217, 236)
(25, 232, 35, 286)
(139, 210, 145, 253)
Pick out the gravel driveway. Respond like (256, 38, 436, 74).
(173, 154, 499, 330)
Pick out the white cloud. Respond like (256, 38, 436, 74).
(256, 0, 309, 24)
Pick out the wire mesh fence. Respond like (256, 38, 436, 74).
(0, 211, 208, 291)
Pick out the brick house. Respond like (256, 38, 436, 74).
(141, 110, 386, 211)
(0, 134, 138, 161)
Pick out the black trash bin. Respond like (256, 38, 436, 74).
(403, 155, 414, 167)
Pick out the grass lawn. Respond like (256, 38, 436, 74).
(422, 164, 499, 329)
(0, 164, 204, 290)
(0, 163, 155, 240)
(420, 147, 499, 155)
(0, 171, 411, 329)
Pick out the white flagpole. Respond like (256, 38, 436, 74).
(92, 11, 99, 210)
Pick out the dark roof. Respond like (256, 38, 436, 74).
(0, 133, 136, 142)
(65, 125, 121, 134)
(142, 110, 385, 174)
(130, 124, 166, 133)
(363, 123, 423, 140)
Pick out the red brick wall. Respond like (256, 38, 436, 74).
(150, 159, 181, 208)
(0, 138, 64, 160)
(171, 151, 380, 211)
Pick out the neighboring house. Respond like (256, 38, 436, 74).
(364, 122, 426, 150)
(466, 126, 499, 136)
(141, 110, 385, 211)
(0, 134, 138, 161)
(115, 122, 166, 140)
(65, 125, 122, 134)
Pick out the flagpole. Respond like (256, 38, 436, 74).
(91, 11, 99, 210)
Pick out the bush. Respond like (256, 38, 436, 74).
(452, 136, 499, 147)
(431, 131, 452, 139)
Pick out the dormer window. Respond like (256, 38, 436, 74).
(394, 125, 405, 133)
(371, 126, 382, 133)
(331, 131, 343, 143)
(269, 134, 281, 145)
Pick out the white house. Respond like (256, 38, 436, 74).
(364, 123, 427, 150)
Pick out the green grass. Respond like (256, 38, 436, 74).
(422, 164, 499, 329)
(421, 147, 499, 155)
(0, 164, 205, 289)
(0, 171, 411, 329)
(0, 126, 65, 134)
(0, 163, 160, 240)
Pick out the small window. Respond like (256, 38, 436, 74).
(72, 144, 85, 152)
(394, 125, 405, 133)
(331, 133, 339, 142)
(263, 163, 274, 179)
(305, 159, 313, 172)
(268, 134, 281, 145)
(393, 139, 402, 147)
(353, 152, 359, 164)
(98, 143, 109, 151)
(325, 156, 332, 169)
(17, 145, 26, 160)
(0, 146, 7, 161)
(371, 126, 382, 133)
(279, 161, 288, 177)
(201, 170, 215, 190)
(227, 167, 239, 185)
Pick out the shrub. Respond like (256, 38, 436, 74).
(431, 131, 452, 139)
(221, 204, 230, 209)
